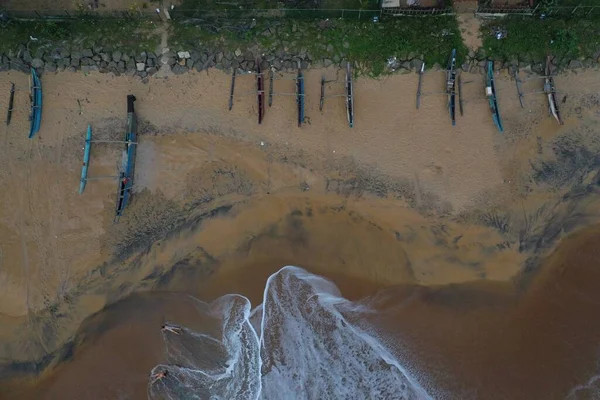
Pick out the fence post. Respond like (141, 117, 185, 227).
(572, 5, 579, 15)
(358, 9, 361, 20)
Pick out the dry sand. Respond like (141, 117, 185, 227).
(1, 66, 600, 398)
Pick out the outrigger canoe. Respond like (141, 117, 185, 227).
(297, 69, 305, 127)
(28, 68, 42, 138)
(257, 59, 265, 125)
(79, 124, 92, 194)
(544, 55, 563, 125)
(446, 49, 457, 126)
(486, 61, 504, 133)
(346, 62, 354, 128)
(114, 95, 137, 222)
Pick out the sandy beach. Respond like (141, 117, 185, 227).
(1, 65, 600, 399)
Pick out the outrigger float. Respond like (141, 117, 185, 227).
(416, 49, 461, 126)
(5, 82, 15, 126)
(486, 60, 504, 133)
(268, 65, 305, 127)
(229, 58, 266, 124)
(79, 95, 138, 223)
(29, 68, 43, 138)
(514, 55, 563, 125)
(319, 62, 354, 128)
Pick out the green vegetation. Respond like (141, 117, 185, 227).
(172, 16, 466, 77)
(176, 0, 380, 12)
(480, 15, 600, 64)
(0, 18, 161, 54)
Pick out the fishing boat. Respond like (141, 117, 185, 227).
(346, 62, 354, 128)
(544, 55, 563, 125)
(257, 59, 265, 125)
(486, 61, 504, 133)
(79, 124, 92, 194)
(114, 95, 138, 222)
(446, 49, 457, 126)
(296, 69, 305, 127)
(6, 82, 14, 126)
(28, 68, 43, 138)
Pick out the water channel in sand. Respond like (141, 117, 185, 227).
(1, 67, 600, 399)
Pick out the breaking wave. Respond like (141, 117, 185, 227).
(148, 266, 431, 399)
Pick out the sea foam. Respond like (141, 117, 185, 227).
(148, 266, 430, 399)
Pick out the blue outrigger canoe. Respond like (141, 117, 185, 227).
(79, 124, 92, 194)
(486, 61, 504, 133)
(296, 70, 305, 127)
(29, 68, 42, 138)
(114, 95, 137, 223)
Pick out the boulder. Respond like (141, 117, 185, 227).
(411, 59, 423, 71)
(82, 48, 94, 58)
(136, 52, 148, 63)
(44, 62, 57, 73)
(100, 53, 111, 62)
(71, 51, 82, 59)
(172, 64, 188, 75)
(568, 59, 583, 69)
(22, 50, 33, 63)
(186, 59, 194, 68)
(31, 58, 45, 68)
(34, 48, 45, 60)
(112, 50, 122, 62)
(146, 67, 158, 76)
(136, 62, 146, 71)
(177, 51, 190, 59)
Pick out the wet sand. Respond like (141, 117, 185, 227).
(1, 67, 600, 398)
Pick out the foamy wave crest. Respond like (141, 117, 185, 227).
(148, 266, 430, 399)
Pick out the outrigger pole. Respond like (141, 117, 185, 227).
(319, 62, 354, 128)
(514, 55, 563, 125)
(79, 95, 139, 223)
(229, 58, 266, 124)
(268, 63, 306, 127)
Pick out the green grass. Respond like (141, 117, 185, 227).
(172, 16, 467, 77)
(0, 18, 161, 55)
(481, 16, 600, 64)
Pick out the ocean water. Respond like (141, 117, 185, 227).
(148, 266, 431, 400)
